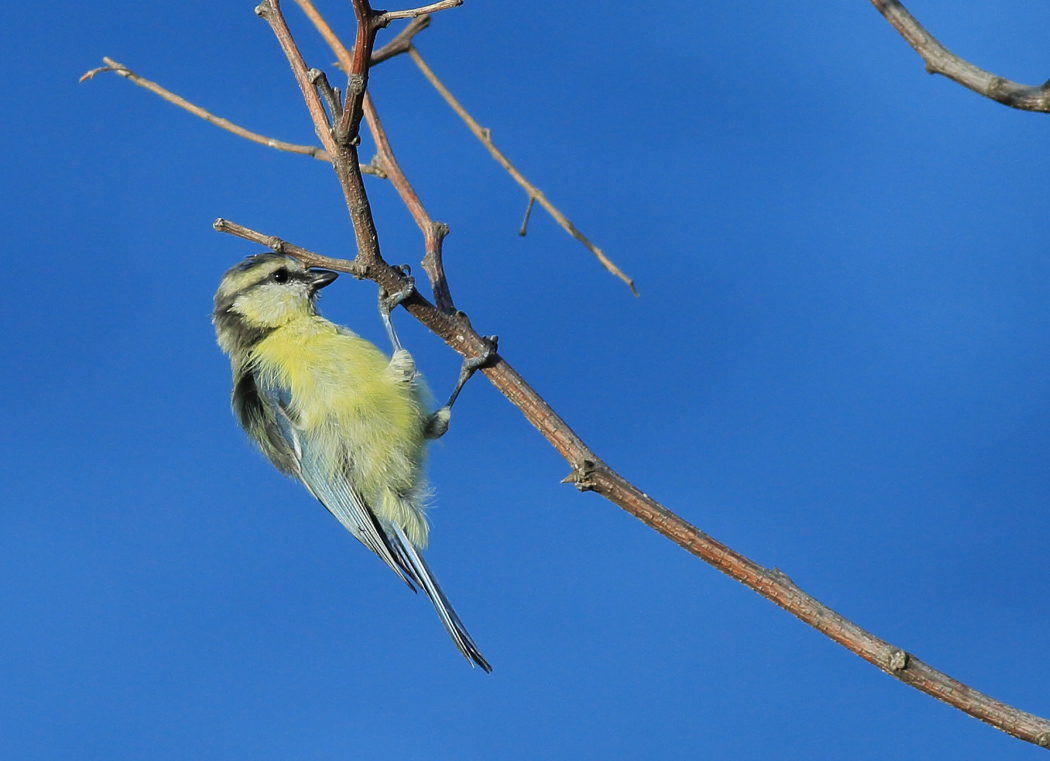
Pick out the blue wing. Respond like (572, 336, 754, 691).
(256, 376, 418, 589)
(255, 372, 491, 671)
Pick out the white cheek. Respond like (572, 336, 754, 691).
(234, 283, 311, 326)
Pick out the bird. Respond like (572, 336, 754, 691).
(212, 252, 491, 671)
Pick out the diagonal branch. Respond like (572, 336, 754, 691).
(80, 58, 330, 164)
(228, 2, 1050, 747)
(364, 93, 456, 313)
(371, 16, 432, 64)
(79, 57, 389, 178)
(407, 45, 639, 296)
(214, 218, 1050, 751)
(870, 0, 1050, 112)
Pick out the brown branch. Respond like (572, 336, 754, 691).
(335, 0, 379, 140)
(293, 0, 454, 311)
(214, 219, 1050, 750)
(256, 0, 385, 268)
(408, 45, 639, 296)
(78, 57, 342, 164)
(870, 0, 1050, 112)
(214, 219, 368, 276)
(364, 93, 455, 313)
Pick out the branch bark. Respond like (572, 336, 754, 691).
(870, 0, 1050, 112)
(215, 216, 1050, 750)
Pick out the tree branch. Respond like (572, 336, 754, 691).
(371, 16, 432, 65)
(235, 2, 1050, 747)
(293, 0, 454, 310)
(870, 0, 1050, 112)
(375, 1, 461, 27)
(80, 58, 327, 164)
(407, 45, 639, 296)
(364, 93, 456, 313)
(214, 218, 1050, 750)
(256, 0, 386, 269)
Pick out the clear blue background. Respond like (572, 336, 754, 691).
(2, 1, 1049, 758)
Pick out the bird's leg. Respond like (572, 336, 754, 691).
(378, 265, 415, 354)
(424, 335, 498, 440)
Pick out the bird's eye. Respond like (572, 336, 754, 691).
(271, 268, 290, 283)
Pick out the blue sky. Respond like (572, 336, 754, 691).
(3, 1, 1049, 758)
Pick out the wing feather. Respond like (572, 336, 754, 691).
(257, 377, 417, 589)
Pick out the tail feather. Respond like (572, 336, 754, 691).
(391, 524, 492, 673)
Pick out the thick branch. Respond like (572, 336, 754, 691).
(257, 0, 384, 267)
(214, 219, 1050, 750)
(870, 0, 1050, 112)
(293, 0, 454, 310)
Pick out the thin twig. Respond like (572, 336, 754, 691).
(79, 57, 390, 176)
(364, 93, 455, 313)
(214, 218, 368, 275)
(519, 196, 535, 237)
(408, 45, 639, 296)
(214, 219, 1050, 751)
(80, 58, 330, 163)
(870, 0, 1050, 112)
(375, 1, 461, 27)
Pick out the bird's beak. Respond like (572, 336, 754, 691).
(308, 269, 338, 291)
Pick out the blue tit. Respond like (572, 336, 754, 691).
(213, 253, 490, 671)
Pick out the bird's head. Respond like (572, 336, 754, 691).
(213, 253, 338, 357)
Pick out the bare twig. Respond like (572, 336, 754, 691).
(870, 0, 1050, 112)
(80, 58, 332, 163)
(408, 46, 639, 296)
(519, 196, 536, 237)
(214, 219, 1050, 750)
(79, 57, 390, 176)
(214, 218, 368, 275)
(375, 1, 461, 27)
